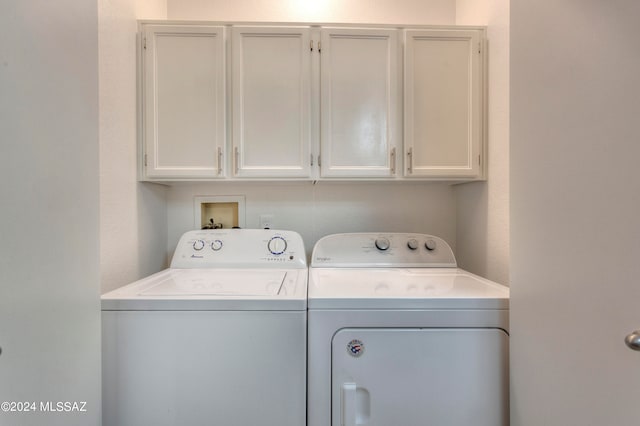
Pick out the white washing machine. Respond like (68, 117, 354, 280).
(307, 233, 509, 426)
(102, 229, 307, 426)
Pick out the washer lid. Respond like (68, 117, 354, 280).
(101, 268, 307, 311)
(308, 268, 509, 309)
(139, 270, 286, 296)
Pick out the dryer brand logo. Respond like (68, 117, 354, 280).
(347, 339, 364, 358)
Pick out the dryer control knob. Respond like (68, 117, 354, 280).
(375, 237, 391, 251)
(193, 239, 205, 251)
(407, 238, 419, 250)
(425, 239, 437, 251)
(268, 236, 287, 255)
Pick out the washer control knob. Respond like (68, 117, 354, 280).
(375, 237, 391, 251)
(425, 239, 437, 251)
(193, 239, 205, 251)
(210, 240, 223, 251)
(407, 238, 419, 250)
(268, 236, 287, 255)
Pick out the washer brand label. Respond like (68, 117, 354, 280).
(347, 339, 364, 357)
(315, 256, 332, 262)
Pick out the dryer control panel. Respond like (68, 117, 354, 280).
(311, 233, 456, 268)
(171, 229, 307, 269)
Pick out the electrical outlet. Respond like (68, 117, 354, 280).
(259, 214, 274, 229)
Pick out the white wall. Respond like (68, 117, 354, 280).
(454, 0, 510, 285)
(0, 1, 100, 424)
(99, 0, 169, 293)
(167, 0, 456, 24)
(167, 182, 457, 260)
(511, 1, 640, 424)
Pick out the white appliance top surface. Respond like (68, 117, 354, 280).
(102, 268, 307, 311)
(308, 268, 508, 309)
(139, 269, 287, 296)
(309, 232, 508, 310)
(102, 229, 308, 311)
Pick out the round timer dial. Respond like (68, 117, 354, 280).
(268, 236, 288, 255)
(192, 239, 205, 251)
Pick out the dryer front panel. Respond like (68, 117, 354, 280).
(332, 328, 508, 426)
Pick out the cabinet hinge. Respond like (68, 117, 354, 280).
(478, 42, 481, 54)
(310, 154, 314, 166)
(143, 37, 147, 50)
(144, 154, 147, 167)
(310, 40, 313, 52)
(390, 147, 396, 175)
(318, 155, 321, 167)
(318, 41, 322, 53)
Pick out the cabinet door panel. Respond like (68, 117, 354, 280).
(232, 27, 312, 177)
(321, 28, 399, 177)
(405, 29, 482, 178)
(143, 25, 225, 178)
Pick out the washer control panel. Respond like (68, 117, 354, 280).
(311, 233, 456, 268)
(171, 229, 307, 269)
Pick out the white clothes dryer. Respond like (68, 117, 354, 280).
(307, 233, 509, 426)
(102, 229, 307, 426)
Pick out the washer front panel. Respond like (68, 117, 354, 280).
(103, 310, 306, 426)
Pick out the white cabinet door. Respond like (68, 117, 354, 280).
(142, 25, 226, 179)
(404, 29, 483, 179)
(320, 28, 399, 178)
(231, 27, 312, 178)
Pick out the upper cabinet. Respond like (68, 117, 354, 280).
(138, 22, 486, 182)
(231, 27, 312, 178)
(141, 25, 226, 179)
(230, 26, 398, 179)
(320, 28, 399, 178)
(404, 29, 483, 179)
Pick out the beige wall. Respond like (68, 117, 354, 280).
(1, 1, 100, 423)
(454, 0, 510, 285)
(99, 0, 169, 292)
(511, 1, 640, 423)
(167, 182, 458, 261)
(167, 0, 456, 24)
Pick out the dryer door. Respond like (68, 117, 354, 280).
(332, 328, 508, 426)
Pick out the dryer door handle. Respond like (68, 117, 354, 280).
(341, 383, 357, 426)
